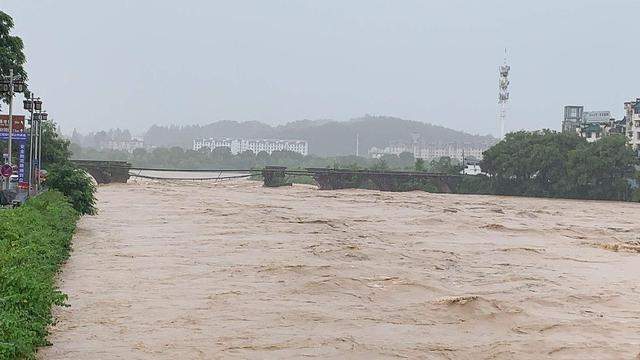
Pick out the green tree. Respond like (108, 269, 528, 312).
(481, 130, 637, 200)
(40, 121, 72, 168)
(430, 156, 462, 175)
(41, 121, 98, 214)
(0, 11, 27, 107)
(45, 163, 97, 215)
(398, 151, 415, 169)
(370, 158, 389, 171)
(566, 135, 637, 200)
(481, 130, 583, 196)
(414, 158, 426, 172)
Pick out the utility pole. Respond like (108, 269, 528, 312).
(24, 96, 42, 195)
(1, 70, 24, 190)
(27, 94, 35, 194)
(356, 133, 359, 157)
(33, 109, 38, 193)
(7, 69, 14, 168)
(37, 107, 43, 191)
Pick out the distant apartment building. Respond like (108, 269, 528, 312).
(368, 143, 487, 161)
(562, 105, 625, 143)
(578, 123, 606, 142)
(558, 100, 640, 156)
(574, 118, 626, 143)
(562, 105, 584, 133)
(624, 98, 640, 151)
(368, 144, 411, 158)
(105, 138, 145, 153)
(193, 138, 309, 156)
(416, 145, 486, 161)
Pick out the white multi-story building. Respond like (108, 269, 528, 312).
(193, 138, 308, 156)
(193, 138, 235, 152)
(625, 99, 640, 152)
(368, 144, 412, 158)
(368, 143, 488, 161)
(415, 145, 486, 161)
(105, 138, 145, 153)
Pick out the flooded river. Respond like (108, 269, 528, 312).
(39, 179, 640, 359)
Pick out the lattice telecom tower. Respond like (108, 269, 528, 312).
(497, 50, 510, 138)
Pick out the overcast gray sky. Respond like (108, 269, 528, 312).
(3, 0, 638, 136)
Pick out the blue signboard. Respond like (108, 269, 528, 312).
(0, 132, 27, 140)
(0, 131, 28, 187)
(18, 141, 25, 184)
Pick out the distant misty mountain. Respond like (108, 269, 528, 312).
(143, 116, 496, 156)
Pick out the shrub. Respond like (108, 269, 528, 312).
(455, 175, 494, 195)
(45, 163, 97, 215)
(0, 191, 78, 359)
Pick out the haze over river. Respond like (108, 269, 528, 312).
(39, 179, 640, 359)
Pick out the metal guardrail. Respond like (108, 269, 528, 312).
(129, 173, 253, 181)
(125, 167, 458, 178)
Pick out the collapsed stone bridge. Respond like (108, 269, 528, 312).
(71, 160, 131, 184)
(70, 161, 461, 193)
(263, 167, 461, 193)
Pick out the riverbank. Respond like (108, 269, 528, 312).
(0, 192, 79, 360)
(40, 179, 640, 359)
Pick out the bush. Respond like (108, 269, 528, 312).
(0, 191, 79, 359)
(45, 163, 97, 215)
(455, 175, 494, 195)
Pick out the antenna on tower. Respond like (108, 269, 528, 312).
(497, 48, 511, 139)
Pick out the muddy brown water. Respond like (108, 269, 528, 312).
(38, 179, 640, 359)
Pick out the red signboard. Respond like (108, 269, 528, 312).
(0, 115, 25, 132)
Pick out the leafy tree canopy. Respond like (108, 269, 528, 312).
(481, 130, 637, 200)
(0, 11, 27, 107)
(40, 121, 73, 167)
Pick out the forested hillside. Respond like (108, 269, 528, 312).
(143, 116, 495, 156)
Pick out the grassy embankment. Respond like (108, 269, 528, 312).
(0, 191, 79, 360)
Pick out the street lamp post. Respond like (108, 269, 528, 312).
(7, 69, 13, 168)
(38, 111, 47, 191)
(33, 99, 42, 193)
(23, 96, 42, 194)
(24, 95, 35, 194)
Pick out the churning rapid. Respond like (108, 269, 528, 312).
(40, 179, 640, 359)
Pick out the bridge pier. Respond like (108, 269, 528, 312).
(70, 160, 132, 184)
(262, 166, 292, 187)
